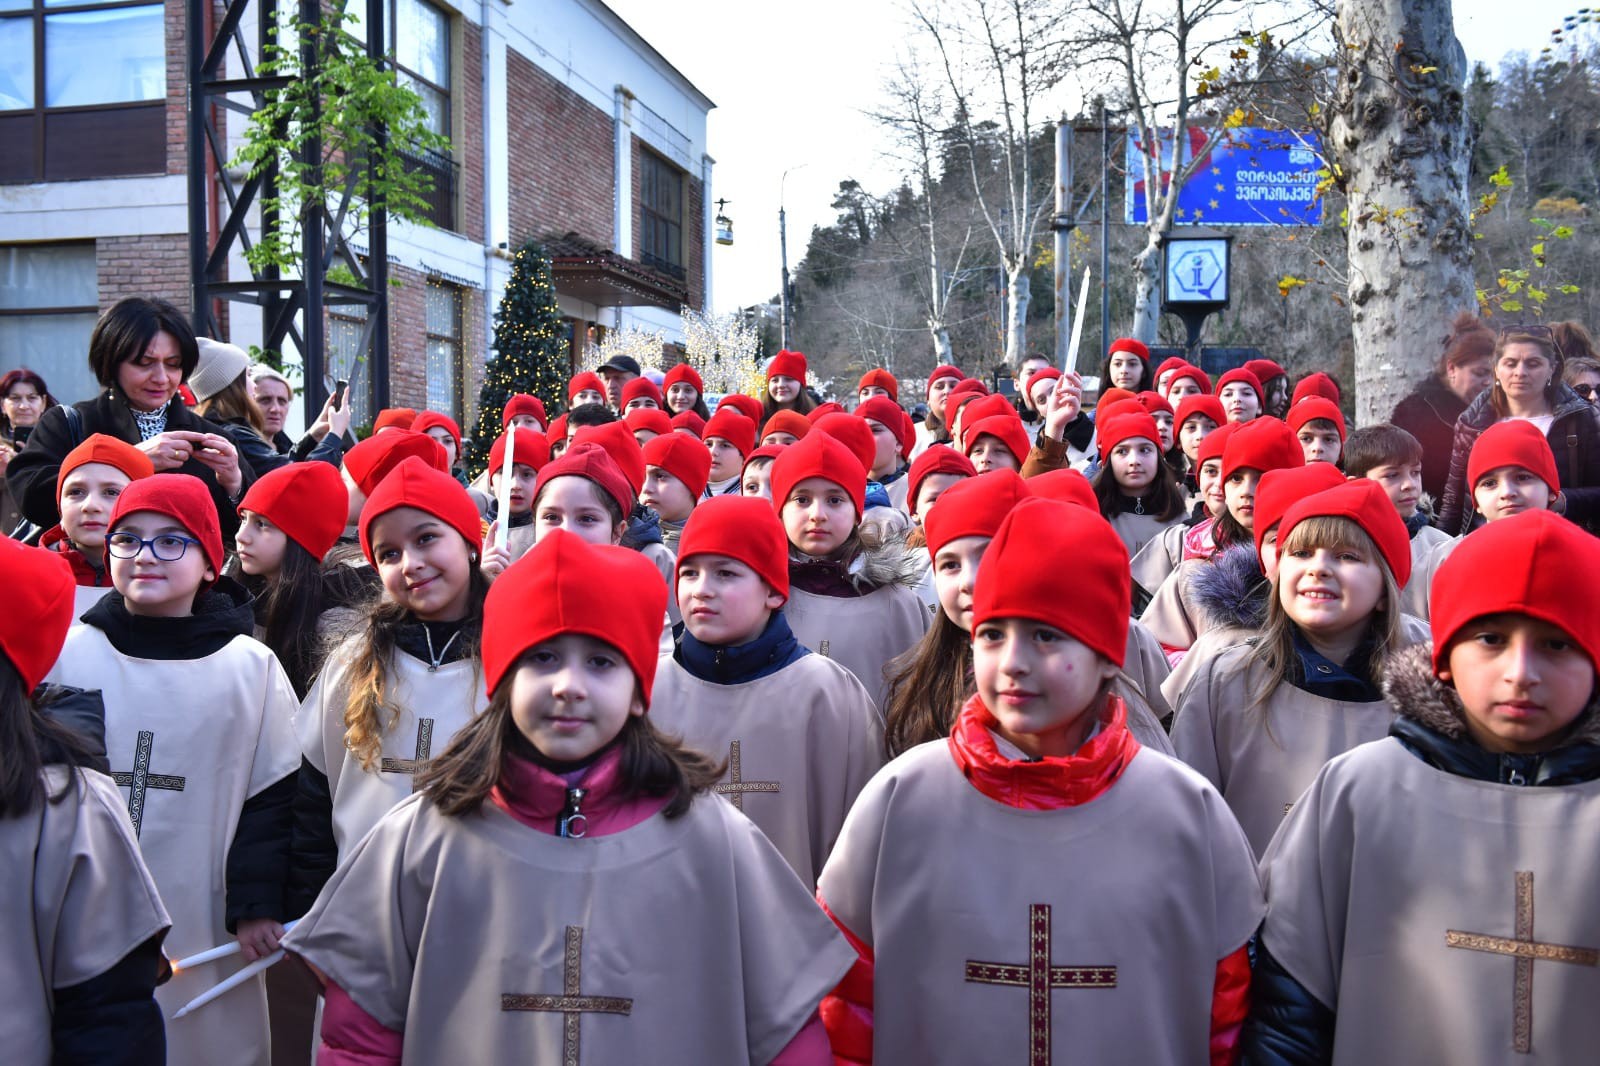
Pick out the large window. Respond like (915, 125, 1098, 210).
(0, 243, 100, 405)
(640, 150, 684, 277)
(424, 280, 462, 419)
(0, 0, 167, 182)
(327, 301, 374, 429)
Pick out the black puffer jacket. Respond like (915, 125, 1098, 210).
(1435, 383, 1600, 534)
(1389, 376, 1466, 502)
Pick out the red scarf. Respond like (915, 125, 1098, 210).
(1181, 515, 1218, 562)
(946, 693, 1140, 810)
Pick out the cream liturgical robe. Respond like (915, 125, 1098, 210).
(785, 584, 929, 712)
(72, 583, 111, 618)
(1129, 521, 1185, 599)
(1400, 527, 1456, 620)
(649, 653, 884, 887)
(1260, 739, 1600, 1063)
(818, 741, 1264, 1065)
(1108, 509, 1182, 566)
(284, 792, 855, 1065)
(1, 767, 171, 1066)
(296, 642, 488, 860)
(45, 625, 300, 1066)
(1119, 618, 1175, 726)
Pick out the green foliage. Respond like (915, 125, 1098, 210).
(1472, 169, 1583, 318)
(247, 345, 298, 381)
(467, 243, 567, 475)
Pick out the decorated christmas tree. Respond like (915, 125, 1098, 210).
(468, 241, 566, 474)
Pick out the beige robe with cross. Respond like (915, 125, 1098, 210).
(784, 583, 929, 714)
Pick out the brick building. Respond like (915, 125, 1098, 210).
(0, 0, 715, 431)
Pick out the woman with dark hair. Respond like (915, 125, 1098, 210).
(0, 368, 56, 445)
(1389, 312, 1495, 502)
(6, 297, 253, 538)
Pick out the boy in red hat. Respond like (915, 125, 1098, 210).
(566, 371, 605, 410)
(641, 432, 711, 556)
(650, 496, 883, 888)
(42, 433, 155, 609)
(819, 497, 1262, 1065)
(760, 409, 811, 446)
(740, 444, 784, 501)
(501, 393, 547, 432)
(856, 396, 914, 507)
(963, 415, 1028, 474)
(1245, 509, 1600, 1063)
(45, 474, 299, 1066)
(701, 408, 756, 498)
(1018, 370, 1097, 478)
(481, 426, 550, 565)
(1287, 396, 1346, 466)
(1345, 423, 1452, 618)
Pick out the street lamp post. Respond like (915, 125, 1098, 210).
(779, 164, 807, 350)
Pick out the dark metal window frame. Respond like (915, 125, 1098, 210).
(639, 148, 684, 274)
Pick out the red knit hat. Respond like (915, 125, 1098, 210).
(677, 494, 790, 603)
(964, 416, 1030, 468)
(717, 393, 764, 424)
(671, 410, 706, 438)
(1175, 394, 1226, 430)
(923, 469, 1031, 558)
(1292, 372, 1341, 406)
(1096, 399, 1146, 424)
(625, 408, 674, 439)
(621, 377, 663, 408)
(1025, 366, 1062, 397)
(1244, 358, 1287, 386)
(359, 456, 483, 564)
(907, 444, 976, 513)
(1136, 391, 1174, 418)
(0, 537, 75, 691)
(1027, 468, 1098, 511)
(1165, 364, 1213, 395)
(411, 411, 462, 455)
(547, 413, 569, 441)
(482, 529, 667, 701)
(56, 433, 155, 500)
(807, 402, 846, 423)
(372, 407, 417, 432)
(1277, 479, 1412, 589)
(1468, 419, 1559, 493)
(1216, 367, 1264, 406)
(1108, 337, 1150, 361)
(1221, 417, 1304, 482)
(1430, 510, 1600, 673)
(813, 412, 877, 474)
(960, 393, 1015, 432)
(972, 498, 1129, 666)
(572, 420, 646, 496)
(534, 441, 634, 520)
(110, 473, 225, 578)
(760, 409, 812, 442)
(1095, 387, 1139, 411)
(1153, 356, 1188, 383)
(663, 363, 705, 396)
(567, 371, 605, 405)
(927, 365, 964, 394)
(1196, 421, 1241, 467)
(502, 393, 548, 430)
(1096, 411, 1162, 456)
(703, 409, 757, 458)
(344, 430, 449, 496)
(767, 349, 808, 383)
(643, 431, 713, 500)
(856, 396, 913, 461)
(239, 462, 349, 560)
(771, 430, 868, 517)
(488, 427, 551, 475)
(857, 368, 899, 402)
(1286, 396, 1347, 442)
(744, 444, 786, 470)
(943, 389, 985, 433)
(1253, 463, 1349, 560)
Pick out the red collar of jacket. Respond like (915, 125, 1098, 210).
(490, 743, 666, 835)
(947, 693, 1140, 810)
(41, 525, 109, 586)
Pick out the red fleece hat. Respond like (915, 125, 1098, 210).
(1292, 372, 1341, 406)
(502, 393, 548, 430)
(703, 409, 757, 458)
(572, 421, 646, 496)
(0, 537, 75, 691)
(1253, 463, 1349, 560)
(625, 408, 673, 439)
(547, 414, 569, 441)
(1154, 356, 1188, 383)
(744, 444, 786, 470)
(239, 462, 349, 560)
(1175, 394, 1226, 430)
(1244, 358, 1287, 386)
(767, 349, 808, 383)
(1096, 412, 1162, 456)
(482, 529, 667, 701)
(943, 390, 984, 434)
(1108, 337, 1149, 361)
(1277, 479, 1412, 589)
(973, 497, 1129, 666)
(857, 368, 899, 402)
(1028, 468, 1098, 510)
(1468, 420, 1560, 493)
(907, 444, 976, 513)
(1095, 387, 1138, 411)
(411, 411, 462, 455)
(533, 441, 634, 520)
(359, 457, 482, 564)
(717, 394, 765, 425)
(1216, 367, 1264, 406)
(567, 371, 605, 405)
(662, 363, 704, 396)
(1221, 417, 1304, 482)
(813, 412, 877, 474)
(1165, 364, 1213, 396)
(110, 473, 224, 578)
(760, 410, 812, 442)
(1025, 367, 1062, 399)
(1097, 399, 1146, 424)
(621, 377, 663, 409)
(488, 427, 551, 476)
(372, 407, 417, 432)
(960, 394, 1016, 432)
(856, 397, 913, 461)
(923, 469, 1031, 558)
(671, 411, 705, 438)
(57, 433, 154, 500)
(1196, 421, 1241, 467)
(1136, 391, 1174, 418)
(677, 495, 790, 604)
(927, 365, 964, 394)
(1430, 510, 1600, 673)
(964, 416, 1030, 467)
(643, 431, 712, 500)
(1286, 396, 1347, 442)
(344, 430, 449, 496)
(807, 402, 846, 423)
(771, 430, 868, 518)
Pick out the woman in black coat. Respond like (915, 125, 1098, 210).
(1389, 312, 1495, 504)
(6, 298, 252, 539)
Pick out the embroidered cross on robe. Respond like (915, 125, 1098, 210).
(714, 740, 780, 813)
(110, 730, 186, 838)
(380, 718, 435, 792)
(502, 925, 632, 1066)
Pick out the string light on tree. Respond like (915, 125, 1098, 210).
(583, 327, 667, 376)
(468, 242, 567, 476)
(680, 305, 765, 399)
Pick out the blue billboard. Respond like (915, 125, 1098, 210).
(1124, 127, 1323, 227)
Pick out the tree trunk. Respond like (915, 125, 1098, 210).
(1332, 0, 1475, 425)
(1006, 268, 1032, 366)
(930, 323, 953, 364)
(1130, 237, 1162, 345)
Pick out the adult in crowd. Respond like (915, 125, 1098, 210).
(1389, 312, 1494, 502)
(0, 369, 55, 535)
(251, 364, 295, 451)
(596, 354, 642, 409)
(1436, 322, 1600, 534)
(192, 339, 348, 476)
(7, 297, 253, 539)
(1565, 355, 1600, 406)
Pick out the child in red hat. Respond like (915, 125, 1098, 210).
(914, 365, 966, 456)
(740, 444, 785, 501)
(624, 406, 673, 445)
(0, 534, 173, 1061)
(1164, 363, 1212, 401)
(1344, 423, 1451, 618)
(662, 362, 710, 418)
(527, 441, 633, 549)
(641, 432, 711, 555)
(1289, 370, 1340, 407)
(339, 429, 450, 550)
(905, 444, 976, 531)
(762, 349, 818, 423)
(284, 529, 853, 1064)
(1287, 396, 1346, 466)
(856, 397, 914, 506)
(701, 408, 756, 498)
(770, 432, 928, 712)
(856, 368, 898, 405)
(962, 414, 1028, 474)
(717, 392, 765, 425)
(1245, 508, 1600, 1063)
(501, 392, 548, 432)
(1217, 367, 1264, 423)
(1173, 394, 1225, 493)
(566, 371, 606, 410)
(481, 427, 551, 566)
(46, 473, 300, 1063)
(1090, 411, 1188, 561)
(819, 497, 1262, 1065)
(760, 409, 811, 446)
(1101, 336, 1152, 392)
(1016, 369, 1097, 479)
(651, 496, 883, 888)
(41, 433, 155, 601)
(620, 377, 662, 412)
(670, 409, 705, 439)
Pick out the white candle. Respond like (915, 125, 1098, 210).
(495, 429, 516, 551)
(169, 920, 298, 974)
(172, 949, 285, 1019)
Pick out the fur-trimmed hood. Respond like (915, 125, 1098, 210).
(789, 531, 924, 596)
(1189, 542, 1268, 631)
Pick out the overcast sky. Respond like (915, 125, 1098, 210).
(603, 0, 1588, 313)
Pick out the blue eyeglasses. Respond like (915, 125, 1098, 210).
(105, 532, 202, 561)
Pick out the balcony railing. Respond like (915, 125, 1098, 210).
(397, 144, 459, 232)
